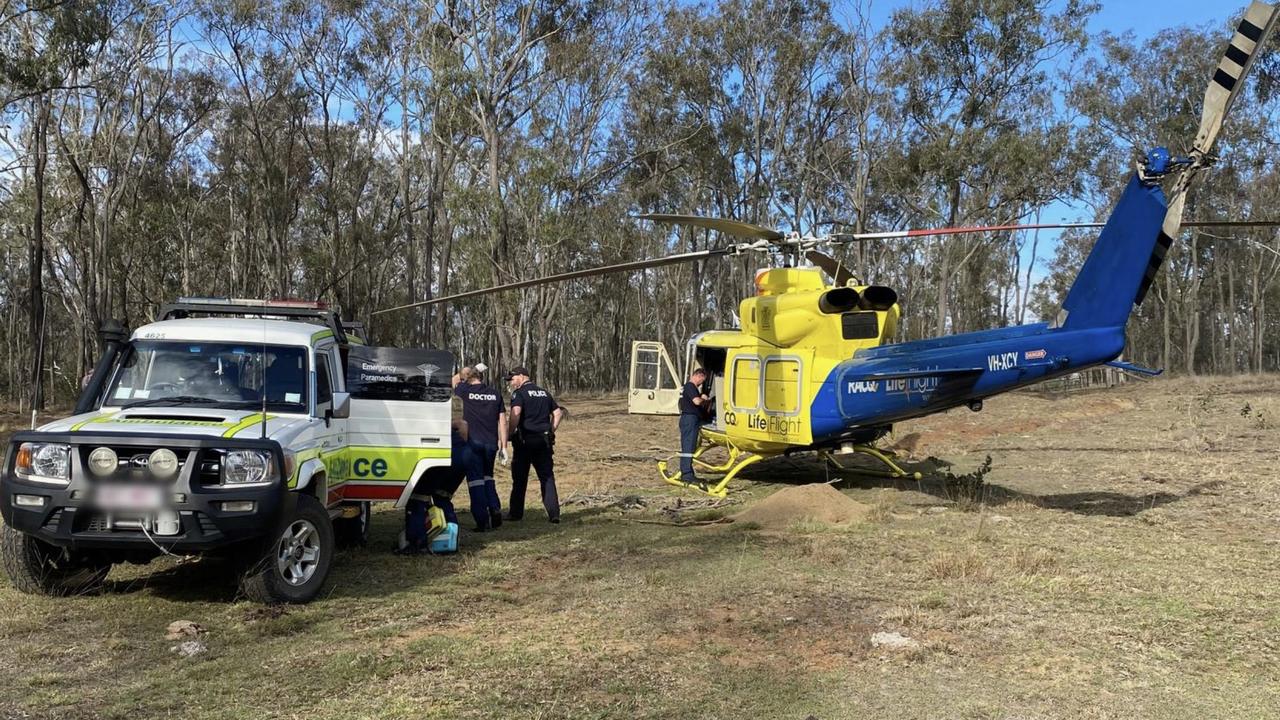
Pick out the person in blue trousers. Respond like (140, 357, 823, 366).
(398, 418, 470, 553)
(452, 366, 507, 531)
(678, 368, 710, 491)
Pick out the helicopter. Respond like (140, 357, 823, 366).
(375, 1, 1280, 498)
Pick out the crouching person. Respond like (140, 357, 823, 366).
(395, 419, 468, 554)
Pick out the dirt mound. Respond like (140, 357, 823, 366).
(731, 484, 870, 529)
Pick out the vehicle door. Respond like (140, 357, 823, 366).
(342, 345, 454, 504)
(628, 341, 681, 415)
(312, 344, 347, 506)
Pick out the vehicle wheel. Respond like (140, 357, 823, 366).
(240, 495, 334, 604)
(1, 524, 110, 596)
(334, 501, 371, 548)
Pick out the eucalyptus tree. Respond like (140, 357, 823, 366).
(198, 0, 314, 296)
(1060, 21, 1280, 374)
(884, 0, 1095, 336)
(1, 0, 113, 409)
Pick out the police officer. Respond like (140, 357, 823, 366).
(452, 366, 506, 531)
(678, 368, 710, 490)
(504, 366, 564, 523)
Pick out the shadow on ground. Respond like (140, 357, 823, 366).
(97, 505, 612, 603)
(724, 451, 1222, 518)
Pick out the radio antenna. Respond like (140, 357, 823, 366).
(260, 301, 268, 438)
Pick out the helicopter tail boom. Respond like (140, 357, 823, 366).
(1056, 175, 1169, 331)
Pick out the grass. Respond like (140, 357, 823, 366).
(3, 376, 1280, 718)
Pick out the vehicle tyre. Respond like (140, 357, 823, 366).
(1, 524, 110, 596)
(240, 494, 334, 604)
(334, 501, 371, 548)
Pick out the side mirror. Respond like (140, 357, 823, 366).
(329, 391, 351, 420)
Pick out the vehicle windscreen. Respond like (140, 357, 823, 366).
(104, 341, 309, 412)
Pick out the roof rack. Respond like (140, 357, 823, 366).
(157, 297, 353, 345)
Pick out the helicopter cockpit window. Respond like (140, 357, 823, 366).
(659, 360, 677, 391)
(731, 357, 760, 410)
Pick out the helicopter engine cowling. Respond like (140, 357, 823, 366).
(744, 287, 871, 347)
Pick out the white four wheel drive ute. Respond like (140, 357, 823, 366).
(0, 298, 454, 603)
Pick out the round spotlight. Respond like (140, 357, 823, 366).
(148, 448, 180, 478)
(88, 447, 118, 476)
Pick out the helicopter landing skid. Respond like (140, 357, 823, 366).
(823, 445, 923, 480)
(657, 445, 764, 498)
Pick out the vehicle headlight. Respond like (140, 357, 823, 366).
(221, 450, 276, 485)
(88, 447, 118, 476)
(15, 443, 72, 484)
(149, 448, 180, 479)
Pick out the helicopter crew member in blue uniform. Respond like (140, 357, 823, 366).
(678, 368, 710, 489)
(452, 366, 506, 531)
(504, 366, 564, 523)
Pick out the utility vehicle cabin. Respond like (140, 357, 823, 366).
(1, 297, 453, 603)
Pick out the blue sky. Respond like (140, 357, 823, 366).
(865, 0, 1234, 37)
(1086, 1, 1237, 37)
(854, 1, 1246, 291)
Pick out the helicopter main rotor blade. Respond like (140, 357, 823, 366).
(805, 250, 856, 286)
(636, 213, 786, 243)
(826, 220, 1280, 242)
(1140, 0, 1279, 304)
(372, 248, 731, 315)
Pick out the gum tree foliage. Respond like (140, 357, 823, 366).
(1, 0, 1279, 410)
(1037, 16, 1280, 375)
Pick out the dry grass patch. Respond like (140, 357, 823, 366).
(797, 536, 851, 566)
(925, 548, 993, 582)
(1011, 547, 1059, 576)
(1002, 497, 1042, 513)
(5, 379, 1280, 719)
(866, 489, 897, 523)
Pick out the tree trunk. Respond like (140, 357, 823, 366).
(400, 69, 418, 342)
(484, 121, 515, 367)
(936, 179, 961, 335)
(1227, 250, 1237, 374)
(28, 95, 50, 411)
(1162, 267, 1172, 372)
(1185, 234, 1200, 376)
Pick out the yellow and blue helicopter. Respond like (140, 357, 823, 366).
(377, 1, 1280, 497)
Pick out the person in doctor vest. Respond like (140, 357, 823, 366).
(451, 365, 507, 531)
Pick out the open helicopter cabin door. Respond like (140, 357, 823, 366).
(628, 341, 681, 415)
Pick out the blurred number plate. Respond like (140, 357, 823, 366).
(96, 485, 165, 511)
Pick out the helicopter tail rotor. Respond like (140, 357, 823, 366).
(1055, 1, 1278, 330)
(1137, 0, 1280, 304)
